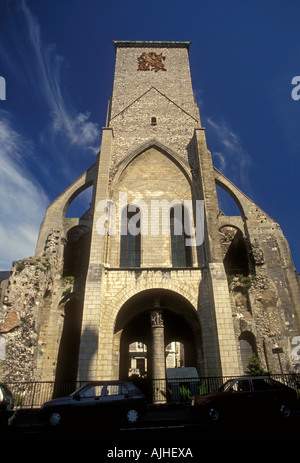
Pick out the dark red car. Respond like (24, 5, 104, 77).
(190, 376, 298, 422)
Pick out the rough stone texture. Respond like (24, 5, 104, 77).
(0, 310, 20, 333)
(109, 43, 200, 173)
(1, 41, 299, 387)
(0, 256, 54, 381)
(0, 229, 78, 382)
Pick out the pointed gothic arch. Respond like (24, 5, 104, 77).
(214, 168, 246, 218)
(110, 140, 197, 196)
(63, 181, 94, 218)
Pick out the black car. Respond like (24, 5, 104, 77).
(190, 376, 298, 422)
(40, 381, 147, 428)
(0, 383, 14, 425)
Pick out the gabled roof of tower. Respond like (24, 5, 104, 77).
(110, 86, 198, 124)
(112, 41, 192, 50)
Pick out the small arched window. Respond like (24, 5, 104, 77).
(120, 206, 141, 267)
(170, 205, 192, 267)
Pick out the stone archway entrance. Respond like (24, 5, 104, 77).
(114, 289, 203, 403)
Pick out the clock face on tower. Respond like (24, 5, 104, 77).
(137, 52, 166, 72)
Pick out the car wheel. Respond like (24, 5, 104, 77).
(279, 404, 291, 418)
(208, 407, 220, 421)
(126, 409, 139, 424)
(49, 411, 62, 427)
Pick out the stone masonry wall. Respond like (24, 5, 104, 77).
(0, 230, 63, 381)
(109, 44, 200, 169)
(109, 146, 198, 268)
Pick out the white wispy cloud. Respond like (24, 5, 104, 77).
(0, 1, 100, 269)
(20, 0, 100, 151)
(205, 116, 253, 195)
(0, 115, 49, 269)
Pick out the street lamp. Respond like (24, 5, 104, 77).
(272, 345, 284, 379)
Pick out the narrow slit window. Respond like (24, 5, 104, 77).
(120, 206, 141, 268)
(151, 117, 157, 126)
(170, 205, 192, 268)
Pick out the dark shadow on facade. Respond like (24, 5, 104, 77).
(54, 297, 83, 397)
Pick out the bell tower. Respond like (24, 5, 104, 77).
(76, 41, 240, 383)
(108, 41, 201, 166)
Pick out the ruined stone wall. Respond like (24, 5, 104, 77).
(0, 224, 92, 382)
(229, 272, 299, 373)
(218, 203, 300, 373)
(0, 260, 51, 381)
(0, 230, 63, 381)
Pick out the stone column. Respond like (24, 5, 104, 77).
(151, 308, 166, 404)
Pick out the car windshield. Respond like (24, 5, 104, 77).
(0, 384, 12, 396)
(218, 379, 234, 392)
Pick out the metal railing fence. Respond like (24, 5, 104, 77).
(154, 373, 300, 403)
(3, 373, 300, 409)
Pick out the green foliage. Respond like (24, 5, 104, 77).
(227, 274, 254, 290)
(246, 354, 271, 376)
(179, 385, 191, 401)
(61, 275, 74, 282)
(198, 383, 207, 395)
(62, 287, 72, 297)
(15, 260, 25, 272)
(15, 257, 51, 273)
(41, 258, 51, 270)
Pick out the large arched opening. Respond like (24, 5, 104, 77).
(114, 289, 203, 402)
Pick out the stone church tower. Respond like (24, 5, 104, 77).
(1, 42, 299, 396)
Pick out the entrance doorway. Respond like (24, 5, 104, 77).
(128, 341, 147, 377)
(114, 289, 203, 402)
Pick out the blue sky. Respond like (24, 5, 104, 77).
(0, 0, 299, 271)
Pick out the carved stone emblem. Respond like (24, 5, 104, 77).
(151, 310, 164, 327)
(137, 52, 166, 72)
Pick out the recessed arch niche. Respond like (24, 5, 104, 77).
(113, 289, 203, 388)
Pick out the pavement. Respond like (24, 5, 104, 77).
(3, 403, 300, 445)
